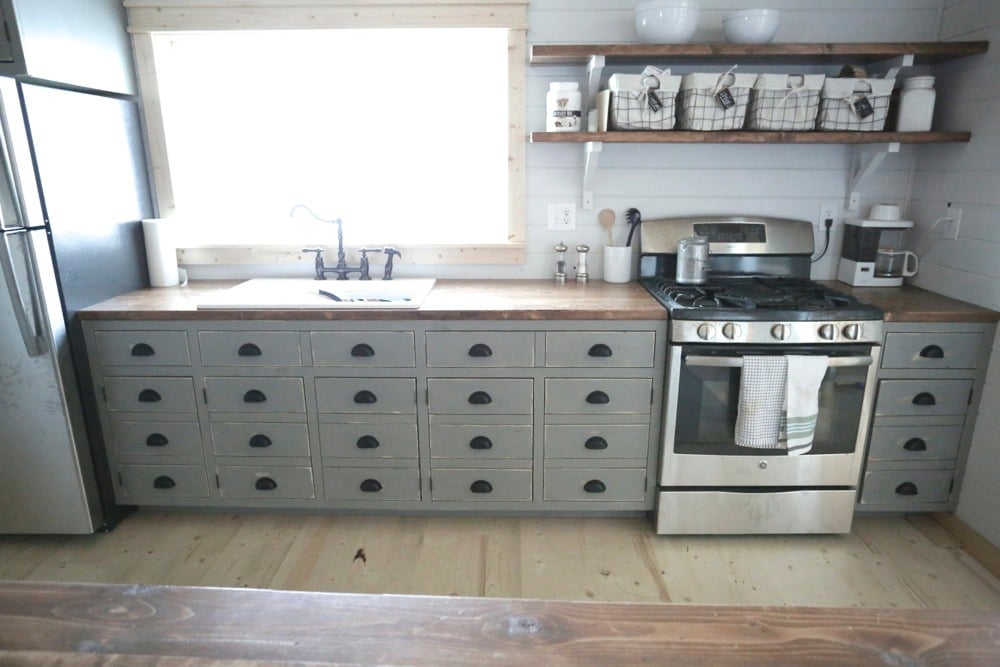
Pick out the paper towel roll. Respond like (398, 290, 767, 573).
(142, 219, 182, 287)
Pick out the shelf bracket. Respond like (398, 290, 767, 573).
(881, 53, 915, 81)
(585, 54, 606, 131)
(583, 141, 603, 210)
(848, 142, 900, 212)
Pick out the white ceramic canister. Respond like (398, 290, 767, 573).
(546, 82, 582, 132)
(896, 76, 936, 132)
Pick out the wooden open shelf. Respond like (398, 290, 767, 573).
(530, 131, 972, 145)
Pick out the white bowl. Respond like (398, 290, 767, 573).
(634, 1, 701, 44)
(722, 9, 780, 44)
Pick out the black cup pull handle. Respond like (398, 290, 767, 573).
(583, 479, 607, 494)
(354, 390, 377, 404)
(468, 391, 492, 405)
(903, 437, 927, 452)
(584, 436, 609, 450)
(145, 433, 169, 448)
(138, 389, 161, 403)
(130, 343, 155, 357)
(255, 477, 278, 491)
(351, 343, 375, 358)
(468, 343, 493, 358)
(469, 436, 493, 450)
(919, 345, 945, 359)
(586, 391, 610, 405)
(238, 343, 262, 357)
(360, 478, 383, 493)
(243, 389, 267, 403)
(588, 343, 613, 358)
(912, 392, 936, 406)
(153, 475, 176, 490)
(356, 435, 380, 449)
(895, 482, 919, 496)
(470, 480, 493, 494)
(249, 434, 272, 448)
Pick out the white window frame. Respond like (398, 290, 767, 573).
(125, 0, 528, 266)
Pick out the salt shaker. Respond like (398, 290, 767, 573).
(554, 242, 568, 283)
(575, 244, 590, 283)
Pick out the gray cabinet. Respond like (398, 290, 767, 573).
(859, 322, 995, 512)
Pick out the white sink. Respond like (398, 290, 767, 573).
(197, 278, 436, 310)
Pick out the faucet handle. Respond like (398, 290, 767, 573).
(382, 247, 401, 281)
(302, 247, 323, 256)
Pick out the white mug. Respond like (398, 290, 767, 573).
(875, 249, 918, 278)
(603, 246, 632, 283)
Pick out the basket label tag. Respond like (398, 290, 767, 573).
(716, 88, 736, 110)
(646, 89, 663, 112)
(853, 96, 874, 119)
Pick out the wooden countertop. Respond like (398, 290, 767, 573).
(2, 582, 999, 666)
(822, 282, 999, 323)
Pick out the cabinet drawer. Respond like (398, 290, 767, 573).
(427, 379, 533, 415)
(211, 422, 311, 458)
(430, 424, 533, 459)
(109, 421, 203, 458)
(320, 423, 419, 460)
(94, 330, 191, 367)
(199, 331, 302, 366)
(204, 377, 306, 413)
(426, 331, 534, 368)
(119, 464, 210, 499)
(217, 465, 315, 499)
(860, 469, 954, 505)
(544, 424, 649, 460)
(544, 468, 647, 502)
(545, 378, 652, 415)
(430, 468, 532, 502)
(311, 331, 415, 367)
(882, 332, 982, 370)
(315, 378, 416, 414)
(875, 379, 972, 417)
(104, 377, 197, 413)
(867, 424, 963, 462)
(545, 331, 655, 368)
(323, 467, 421, 501)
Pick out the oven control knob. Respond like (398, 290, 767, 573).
(843, 323, 862, 341)
(722, 323, 742, 340)
(818, 324, 838, 341)
(770, 324, 791, 341)
(696, 323, 716, 340)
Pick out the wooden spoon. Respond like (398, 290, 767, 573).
(598, 208, 615, 246)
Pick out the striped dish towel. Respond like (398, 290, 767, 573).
(781, 355, 829, 455)
(735, 356, 787, 448)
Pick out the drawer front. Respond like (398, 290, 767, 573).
(104, 377, 197, 413)
(199, 331, 302, 366)
(882, 332, 983, 370)
(211, 422, 311, 457)
(109, 421, 203, 458)
(204, 377, 306, 413)
(94, 330, 191, 367)
(427, 379, 533, 415)
(430, 424, 533, 459)
(315, 378, 416, 414)
(875, 379, 973, 417)
(217, 465, 315, 499)
(430, 468, 532, 502)
(311, 331, 416, 367)
(323, 467, 421, 501)
(545, 331, 655, 368)
(544, 468, 647, 502)
(545, 378, 652, 415)
(119, 464, 210, 499)
(543, 424, 649, 460)
(867, 424, 964, 462)
(320, 423, 419, 460)
(860, 469, 954, 505)
(425, 331, 534, 368)
(655, 490, 856, 534)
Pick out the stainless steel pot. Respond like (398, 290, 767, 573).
(676, 235, 710, 283)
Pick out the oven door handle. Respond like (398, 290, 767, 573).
(684, 355, 874, 368)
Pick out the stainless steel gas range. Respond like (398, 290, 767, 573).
(639, 216, 884, 535)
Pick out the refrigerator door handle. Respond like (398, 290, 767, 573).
(0, 85, 32, 233)
(1, 229, 46, 357)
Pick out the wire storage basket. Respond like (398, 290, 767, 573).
(608, 68, 681, 130)
(746, 74, 825, 131)
(817, 77, 895, 131)
(677, 71, 757, 131)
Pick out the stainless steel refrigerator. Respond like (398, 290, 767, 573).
(0, 76, 152, 534)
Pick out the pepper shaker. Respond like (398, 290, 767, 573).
(575, 244, 590, 283)
(554, 242, 568, 283)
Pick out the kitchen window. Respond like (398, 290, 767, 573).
(125, 1, 528, 265)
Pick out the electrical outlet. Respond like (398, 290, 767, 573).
(939, 207, 962, 240)
(547, 202, 576, 231)
(819, 202, 839, 228)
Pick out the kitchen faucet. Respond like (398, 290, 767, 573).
(291, 205, 398, 280)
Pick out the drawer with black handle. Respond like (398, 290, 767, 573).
(425, 331, 534, 368)
(216, 465, 315, 499)
(875, 379, 973, 418)
(427, 378, 533, 415)
(203, 377, 306, 413)
(198, 331, 302, 366)
(319, 422, 419, 460)
(860, 469, 954, 505)
(545, 331, 655, 368)
(118, 464, 210, 499)
(323, 467, 421, 501)
(211, 422, 310, 458)
(109, 421, 203, 458)
(543, 424, 649, 460)
(311, 331, 415, 367)
(544, 378, 652, 415)
(881, 332, 983, 370)
(104, 377, 197, 413)
(430, 468, 532, 502)
(315, 378, 417, 414)
(543, 468, 647, 502)
(94, 330, 191, 367)
(867, 423, 964, 462)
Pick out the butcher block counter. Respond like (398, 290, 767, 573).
(824, 282, 999, 323)
(2, 581, 999, 666)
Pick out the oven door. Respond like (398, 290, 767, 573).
(660, 344, 880, 487)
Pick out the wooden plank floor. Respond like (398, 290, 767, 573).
(2, 511, 999, 610)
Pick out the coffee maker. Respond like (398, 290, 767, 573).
(837, 214, 915, 287)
